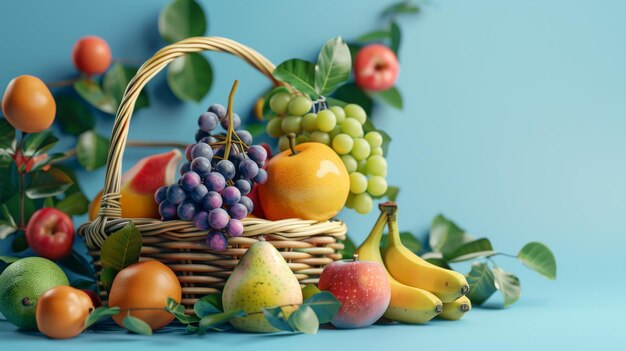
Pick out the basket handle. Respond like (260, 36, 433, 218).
(85, 37, 282, 240)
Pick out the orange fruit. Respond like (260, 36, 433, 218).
(258, 142, 350, 221)
(36, 286, 94, 339)
(89, 149, 181, 220)
(108, 260, 181, 331)
(2, 75, 56, 133)
(72, 36, 112, 75)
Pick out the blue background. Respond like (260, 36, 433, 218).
(1, 0, 624, 349)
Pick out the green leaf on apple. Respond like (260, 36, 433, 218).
(25, 167, 73, 199)
(390, 21, 401, 56)
(262, 306, 294, 332)
(369, 86, 403, 110)
(167, 53, 213, 102)
(0, 118, 16, 152)
(21, 130, 59, 157)
(356, 30, 391, 43)
(445, 238, 497, 262)
(288, 305, 319, 334)
(158, 0, 207, 43)
(55, 95, 96, 136)
(84, 306, 121, 329)
(517, 242, 557, 280)
(301, 291, 341, 324)
(55, 191, 89, 217)
(315, 37, 352, 96)
(76, 130, 109, 171)
(465, 262, 497, 306)
(332, 83, 373, 116)
(492, 267, 521, 307)
(273, 59, 317, 98)
(74, 79, 117, 114)
(123, 313, 153, 335)
(100, 221, 142, 271)
(382, 1, 421, 17)
(103, 63, 150, 112)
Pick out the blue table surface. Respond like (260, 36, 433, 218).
(2, 0, 625, 349)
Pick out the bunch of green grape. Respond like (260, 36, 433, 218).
(265, 92, 388, 214)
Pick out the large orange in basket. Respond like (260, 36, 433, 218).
(108, 260, 181, 331)
(258, 141, 350, 221)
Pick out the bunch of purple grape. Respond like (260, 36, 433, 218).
(154, 103, 268, 250)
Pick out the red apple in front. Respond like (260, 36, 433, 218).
(354, 44, 400, 91)
(25, 208, 74, 260)
(318, 255, 391, 328)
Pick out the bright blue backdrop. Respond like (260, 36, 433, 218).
(1, 0, 624, 349)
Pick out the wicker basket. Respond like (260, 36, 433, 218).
(78, 37, 347, 311)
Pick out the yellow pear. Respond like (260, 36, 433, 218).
(222, 238, 303, 332)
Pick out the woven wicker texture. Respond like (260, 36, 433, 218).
(78, 37, 346, 310)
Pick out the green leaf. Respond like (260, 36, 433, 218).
(123, 313, 153, 335)
(302, 284, 321, 301)
(446, 238, 496, 262)
(26, 167, 73, 199)
(429, 214, 474, 256)
(167, 53, 213, 102)
(517, 242, 557, 280)
(381, 232, 421, 254)
(385, 186, 399, 201)
(198, 309, 246, 333)
(71, 277, 96, 290)
(11, 231, 29, 252)
(101, 267, 118, 293)
(339, 235, 356, 259)
(424, 257, 452, 270)
(0, 256, 18, 264)
(55, 191, 89, 216)
(273, 59, 317, 98)
(325, 97, 347, 107)
(103, 63, 149, 112)
(84, 306, 121, 329)
(194, 299, 221, 317)
(100, 222, 142, 271)
(315, 37, 352, 96)
(158, 0, 206, 43)
(465, 262, 497, 306)
(55, 95, 96, 136)
(379, 129, 392, 156)
(198, 293, 223, 312)
(370, 86, 403, 109)
(390, 21, 401, 56)
(74, 79, 117, 114)
(262, 307, 294, 332)
(0, 118, 16, 151)
(0, 221, 16, 240)
(0, 159, 18, 203)
(382, 1, 421, 16)
(288, 305, 319, 334)
(347, 43, 362, 67)
(166, 297, 200, 324)
(59, 249, 95, 278)
(492, 267, 521, 307)
(301, 291, 341, 324)
(246, 122, 266, 138)
(332, 83, 373, 116)
(76, 130, 109, 171)
(5, 194, 36, 226)
(22, 130, 59, 157)
(356, 30, 391, 43)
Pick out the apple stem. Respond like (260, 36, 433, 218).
(353, 254, 359, 262)
(287, 133, 298, 156)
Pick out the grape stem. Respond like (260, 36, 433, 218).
(223, 80, 240, 161)
(286, 133, 299, 156)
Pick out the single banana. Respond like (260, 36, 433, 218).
(438, 295, 471, 320)
(383, 206, 470, 303)
(355, 203, 443, 324)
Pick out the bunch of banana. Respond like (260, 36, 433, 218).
(355, 202, 471, 324)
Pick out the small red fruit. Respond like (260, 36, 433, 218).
(72, 36, 112, 75)
(354, 44, 400, 91)
(25, 208, 74, 260)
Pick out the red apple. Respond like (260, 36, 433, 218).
(25, 208, 74, 260)
(318, 255, 391, 328)
(354, 44, 400, 91)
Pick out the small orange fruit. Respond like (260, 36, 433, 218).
(36, 286, 94, 339)
(258, 139, 350, 221)
(72, 36, 112, 75)
(2, 75, 56, 133)
(108, 260, 181, 331)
